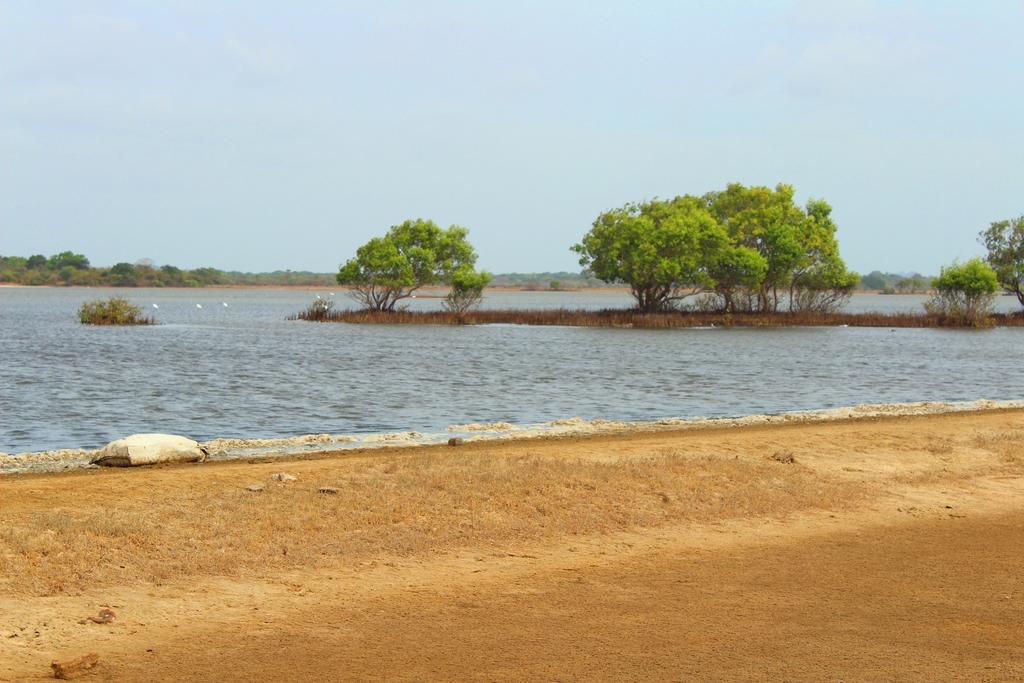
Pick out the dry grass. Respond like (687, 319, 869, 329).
(0, 450, 864, 596)
(291, 307, 1024, 328)
(972, 429, 1024, 464)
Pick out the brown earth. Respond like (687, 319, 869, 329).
(1, 409, 1023, 681)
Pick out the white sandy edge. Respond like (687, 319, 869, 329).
(2, 399, 1022, 475)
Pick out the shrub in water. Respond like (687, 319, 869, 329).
(78, 296, 155, 325)
(444, 267, 492, 314)
(294, 297, 337, 321)
(924, 258, 999, 326)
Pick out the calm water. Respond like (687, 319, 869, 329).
(1, 287, 1022, 453)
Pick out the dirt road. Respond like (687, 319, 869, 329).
(2, 409, 1023, 681)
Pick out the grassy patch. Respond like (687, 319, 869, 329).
(0, 450, 864, 596)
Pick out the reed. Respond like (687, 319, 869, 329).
(290, 306, 1024, 329)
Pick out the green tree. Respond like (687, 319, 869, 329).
(979, 215, 1024, 309)
(787, 198, 858, 312)
(702, 183, 805, 311)
(1, 255, 27, 270)
(444, 266, 492, 314)
(860, 271, 887, 290)
(924, 258, 999, 325)
(895, 274, 929, 293)
(337, 219, 483, 311)
(702, 184, 855, 312)
(706, 246, 768, 312)
(572, 196, 727, 312)
(789, 256, 860, 312)
(160, 264, 184, 286)
(110, 262, 138, 286)
(48, 251, 90, 270)
(26, 254, 47, 269)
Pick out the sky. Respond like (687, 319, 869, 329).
(1, 1, 1022, 275)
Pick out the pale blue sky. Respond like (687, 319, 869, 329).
(2, 1, 1022, 274)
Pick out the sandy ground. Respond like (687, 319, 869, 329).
(1, 409, 1023, 681)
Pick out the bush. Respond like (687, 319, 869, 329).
(444, 268, 492, 314)
(923, 258, 999, 325)
(78, 296, 155, 325)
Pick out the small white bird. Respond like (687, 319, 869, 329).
(315, 294, 321, 299)
(222, 302, 229, 307)
(329, 292, 335, 296)
(196, 304, 203, 309)
(152, 304, 159, 309)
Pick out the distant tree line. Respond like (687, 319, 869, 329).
(489, 271, 612, 290)
(857, 271, 932, 293)
(0, 252, 335, 287)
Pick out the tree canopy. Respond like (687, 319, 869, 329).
(48, 251, 90, 270)
(572, 196, 727, 312)
(980, 215, 1024, 308)
(337, 218, 487, 311)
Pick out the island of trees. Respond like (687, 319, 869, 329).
(291, 183, 1022, 328)
(8, 182, 1024, 328)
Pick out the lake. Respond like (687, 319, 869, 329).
(1, 286, 1022, 454)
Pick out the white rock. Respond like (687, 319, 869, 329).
(91, 434, 208, 467)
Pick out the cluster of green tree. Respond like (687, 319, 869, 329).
(0, 252, 335, 287)
(573, 183, 859, 313)
(857, 271, 932, 293)
(335, 184, 858, 315)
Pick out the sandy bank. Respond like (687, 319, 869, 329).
(4, 398, 1022, 475)
(1, 407, 1023, 679)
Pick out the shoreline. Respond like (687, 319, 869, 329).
(4, 398, 1021, 475)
